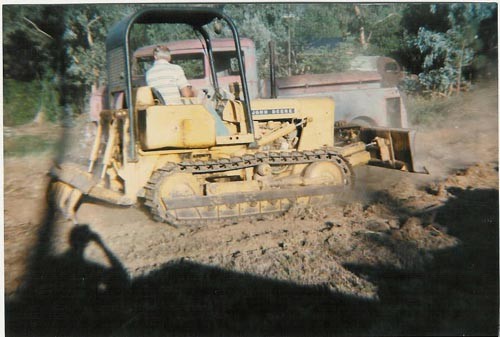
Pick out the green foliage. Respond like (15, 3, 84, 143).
(4, 135, 58, 157)
(3, 79, 62, 126)
(294, 4, 351, 41)
(225, 3, 409, 77)
(175, 58, 205, 80)
(39, 76, 63, 122)
(3, 5, 63, 81)
(411, 28, 464, 93)
(295, 41, 360, 74)
(405, 3, 496, 95)
(224, 4, 289, 77)
(64, 5, 132, 87)
(365, 6, 405, 56)
(3, 5, 69, 125)
(3, 80, 41, 126)
(400, 76, 423, 96)
(406, 94, 464, 126)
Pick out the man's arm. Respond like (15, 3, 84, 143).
(175, 65, 194, 98)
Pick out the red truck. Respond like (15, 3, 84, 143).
(132, 38, 260, 100)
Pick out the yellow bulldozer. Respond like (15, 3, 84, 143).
(52, 7, 424, 227)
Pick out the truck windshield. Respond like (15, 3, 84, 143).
(173, 53, 205, 79)
(214, 51, 241, 76)
(134, 50, 243, 81)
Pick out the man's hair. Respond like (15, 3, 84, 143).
(154, 45, 171, 60)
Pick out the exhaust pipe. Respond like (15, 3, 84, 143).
(269, 40, 277, 98)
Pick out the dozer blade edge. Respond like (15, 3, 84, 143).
(50, 163, 134, 206)
(358, 126, 428, 174)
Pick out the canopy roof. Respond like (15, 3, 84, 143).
(106, 7, 228, 51)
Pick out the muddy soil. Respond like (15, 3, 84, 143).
(4, 83, 499, 336)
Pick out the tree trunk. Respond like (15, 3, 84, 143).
(360, 26, 367, 48)
(33, 108, 46, 125)
(33, 79, 46, 124)
(354, 5, 367, 49)
(456, 41, 465, 95)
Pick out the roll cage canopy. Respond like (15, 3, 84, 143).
(106, 7, 230, 50)
(105, 7, 254, 161)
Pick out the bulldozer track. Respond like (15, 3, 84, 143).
(144, 149, 354, 227)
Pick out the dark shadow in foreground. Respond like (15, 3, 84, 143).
(346, 187, 499, 336)
(6, 225, 376, 337)
(6, 187, 498, 336)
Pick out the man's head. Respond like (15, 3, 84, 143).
(69, 224, 98, 256)
(153, 45, 172, 62)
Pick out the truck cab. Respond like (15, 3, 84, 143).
(132, 38, 260, 100)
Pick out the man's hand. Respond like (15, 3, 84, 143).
(72, 224, 101, 245)
(180, 85, 195, 98)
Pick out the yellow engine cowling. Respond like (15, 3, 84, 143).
(251, 97, 335, 150)
(138, 104, 217, 150)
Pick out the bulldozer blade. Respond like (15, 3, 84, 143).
(50, 163, 134, 206)
(51, 181, 82, 223)
(358, 126, 427, 174)
(50, 163, 95, 194)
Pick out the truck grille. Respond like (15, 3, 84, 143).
(107, 47, 126, 92)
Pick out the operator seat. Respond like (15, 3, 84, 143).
(151, 87, 166, 105)
(135, 86, 155, 110)
(135, 86, 229, 136)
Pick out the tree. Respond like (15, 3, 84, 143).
(223, 4, 290, 76)
(64, 5, 134, 88)
(3, 5, 67, 123)
(406, 3, 496, 95)
(362, 4, 407, 57)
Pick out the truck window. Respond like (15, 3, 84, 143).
(135, 56, 154, 76)
(134, 53, 205, 80)
(171, 53, 205, 79)
(134, 50, 244, 81)
(213, 51, 243, 76)
(385, 62, 399, 72)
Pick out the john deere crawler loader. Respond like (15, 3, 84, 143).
(52, 7, 423, 226)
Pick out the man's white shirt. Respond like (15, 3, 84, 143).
(146, 59, 190, 104)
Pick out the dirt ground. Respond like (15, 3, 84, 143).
(4, 83, 499, 336)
